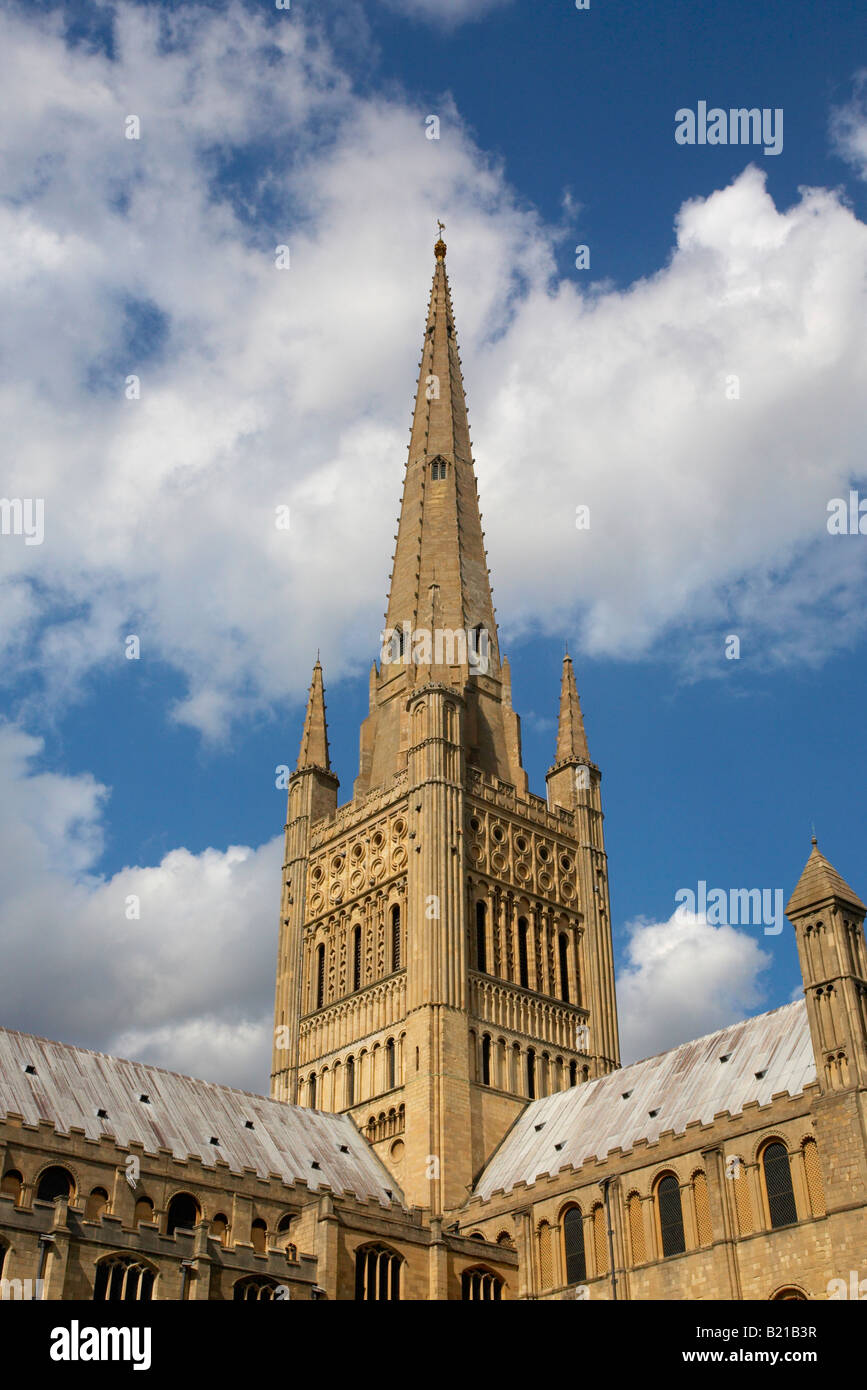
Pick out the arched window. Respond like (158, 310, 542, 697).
(656, 1174, 686, 1257)
(355, 1243, 402, 1301)
(496, 1230, 513, 1247)
(538, 1221, 553, 1289)
(0, 1169, 23, 1204)
(518, 917, 529, 988)
(762, 1142, 798, 1229)
(210, 1213, 229, 1245)
(346, 1055, 355, 1107)
(526, 1047, 536, 1099)
(133, 1197, 154, 1227)
(431, 459, 447, 481)
(166, 1192, 200, 1236)
(85, 1187, 109, 1221)
(476, 901, 487, 973)
(391, 906, 401, 972)
(352, 925, 362, 992)
(93, 1255, 154, 1302)
(592, 1203, 608, 1274)
(568, 1060, 577, 1087)
(481, 1034, 491, 1086)
(731, 1156, 752, 1235)
(315, 943, 325, 1009)
(308, 1072, 317, 1108)
(386, 1038, 396, 1091)
(802, 1137, 826, 1217)
(461, 1265, 503, 1300)
(251, 1218, 267, 1254)
(36, 1166, 74, 1203)
(771, 1286, 808, 1301)
(277, 1213, 295, 1234)
(627, 1192, 646, 1264)
(558, 933, 570, 1002)
(692, 1170, 712, 1246)
(234, 1276, 281, 1301)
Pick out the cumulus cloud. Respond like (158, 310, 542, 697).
(616, 910, 773, 1063)
(0, 723, 280, 1091)
(380, 0, 514, 25)
(1, 5, 866, 740)
(831, 71, 867, 180)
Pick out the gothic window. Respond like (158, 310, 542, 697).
(592, 1203, 608, 1274)
(731, 1156, 752, 1235)
(166, 1192, 200, 1236)
(251, 1219, 267, 1254)
(234, 1276, 281, 1301)
(461, 1266, 503, 1300)
(518, 917, 529, 989)
(391, 905, 401, 972)
(761, 1142, 798, 1229)
(481, 1034, 491, 1086)
(308, 1072, 317, 1108)
(355, 1243, 402, 1301)
(36, 1166, 74, 1203)
(627, 1192, 646, 1264)
(476, 901, 487, 973)
(692, 1170, 713, 1245)
(802, 1138, 826, 1217)
(538, 1221, 553, 1290)
(346, 1056, 355, 1107)
(386, 1038, 396, 1091)
(210, 1213, 229, 1245)
(93, 1255, 155, 1302)
(0, 1169, 22, 1203)
(562, 1206, 586, 1284)
(85, 1187, 108, 1221)
(431, 459, 447, 480)
(568, 1060, 578, 1087)
(558, 932, 570, 1002)
(352, 925, 362, 992)
(656, 1174, 686, 1257)
(315, 943, 325, 1009)
(526, 1047, 536, 1099)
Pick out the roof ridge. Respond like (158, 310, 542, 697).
(0, 1024, 331, 1116)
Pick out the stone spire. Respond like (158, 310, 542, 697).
(382, 233, 498, 669)
(296, 658, 330, 771)
(786, 838, 866, 918)
(555, 653, 590, 763)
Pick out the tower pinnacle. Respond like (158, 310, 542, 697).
(296, 658, 330, 772)
(555, 652, 590, 764)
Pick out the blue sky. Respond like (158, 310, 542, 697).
(1, 0, 865, 1090)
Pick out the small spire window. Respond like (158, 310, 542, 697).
(431, 459, 447, 480)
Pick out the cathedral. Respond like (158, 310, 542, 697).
(1, 236, 866, 1302)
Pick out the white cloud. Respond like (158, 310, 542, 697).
(380, 0, 514, 25)
(616, 910, 773, 1063)
(831, 71, 867, 180)
(0, 722, 280, 1091)
(0, 5, 866, 744)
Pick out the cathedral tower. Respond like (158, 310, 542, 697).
(786, 838, 867, 1091)
(271, 236, 620, 1213)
